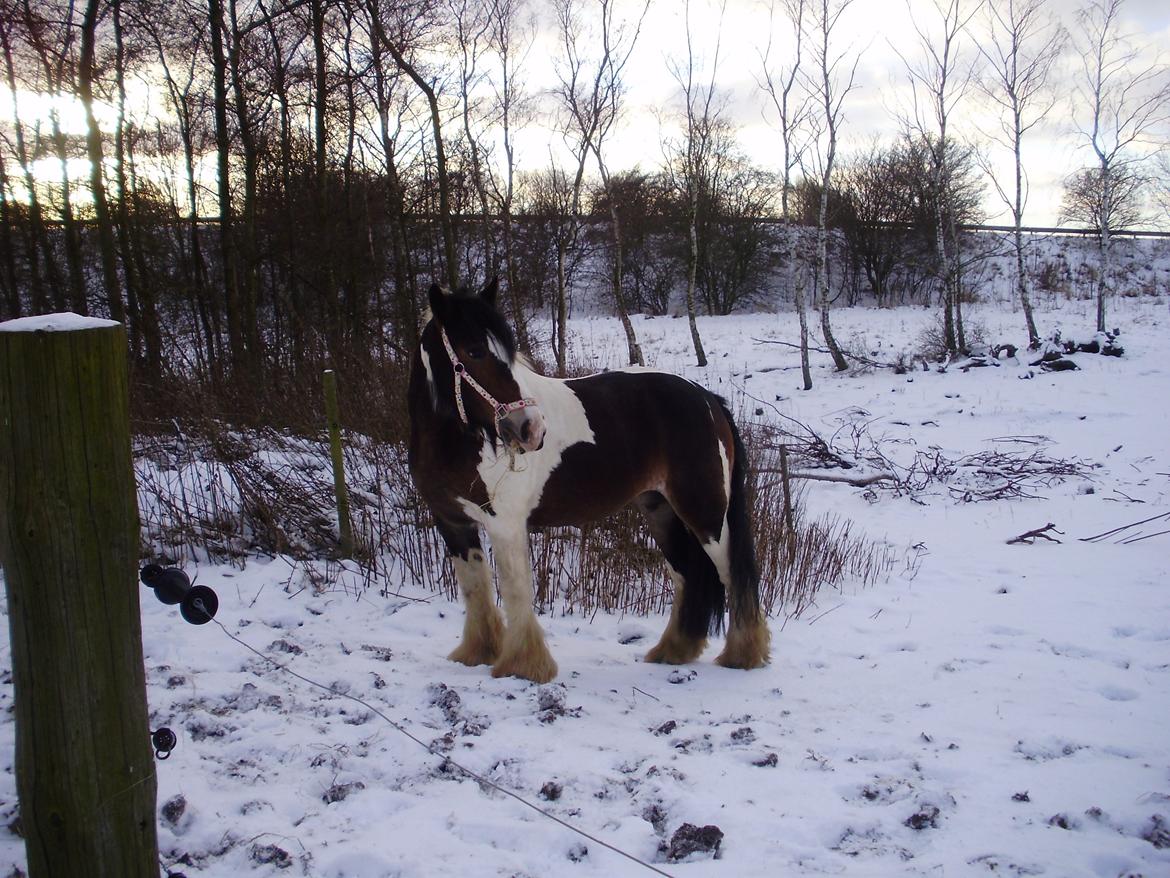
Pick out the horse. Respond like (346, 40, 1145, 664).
(407, 279, 771, 683)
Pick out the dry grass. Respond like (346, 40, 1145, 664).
(134, 406, 896, 621)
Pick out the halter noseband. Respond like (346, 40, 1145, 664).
(439, 326, 537, 429)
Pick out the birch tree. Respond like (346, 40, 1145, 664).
(554, 0, 649, 369)
(665, 0, 729, 368)
(1069, 0, 1169, 331)
(758, 0, 814, 388)
(977, 0, 1065, 348)
(805, 0, 859, 372)
(484, 0, 536, 355)
(896, 0, 979, 355)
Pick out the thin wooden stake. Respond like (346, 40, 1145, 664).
(323, 369, 354, 557)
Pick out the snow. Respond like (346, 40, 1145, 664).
(0, 311, 122, 332)
(2, 295, 1169, 877)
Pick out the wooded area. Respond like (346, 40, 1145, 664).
(1, 0, 1166, 428)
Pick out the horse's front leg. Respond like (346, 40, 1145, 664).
(437, 517, 503, 667)
(489, 528, 558, 683)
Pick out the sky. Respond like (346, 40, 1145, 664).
(515, 0, 1170, 228)
(2, 0, 1166, 228)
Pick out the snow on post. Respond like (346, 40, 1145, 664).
(0, 313, 160, 877)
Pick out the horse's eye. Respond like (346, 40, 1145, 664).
(466, 344, 488, 360)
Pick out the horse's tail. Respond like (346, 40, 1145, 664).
(721, 399, 762, 628)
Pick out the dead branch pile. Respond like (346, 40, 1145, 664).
(746, 410, 1096, 503)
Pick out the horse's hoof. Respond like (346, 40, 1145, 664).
(448, 642, 500, 667)
(491, 653, 558, 684)
(715, 621, 772, 670)
(644, 635, 707, 665)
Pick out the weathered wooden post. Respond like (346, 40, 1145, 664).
(323, 368, 354, 557)
(0, 314, 159, 878)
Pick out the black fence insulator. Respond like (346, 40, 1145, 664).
(151, 727, 177, 760)
(139, 565, 218, 625)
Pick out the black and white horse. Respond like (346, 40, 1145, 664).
(408, 280, 770, 683)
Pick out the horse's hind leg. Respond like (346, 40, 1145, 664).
(437, 517, 503, 667)
(637, 492, 714, 665)
(666, 473, 771, 671)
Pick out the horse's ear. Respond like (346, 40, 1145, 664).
(428, 283, 447, 321)
(480, 276, 499, 307)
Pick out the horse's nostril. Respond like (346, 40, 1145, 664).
(521, 421, 531, 441)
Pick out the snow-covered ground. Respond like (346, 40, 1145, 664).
(2, 295, 1169, 877)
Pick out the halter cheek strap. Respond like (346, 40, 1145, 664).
(439, 326, 537, 428)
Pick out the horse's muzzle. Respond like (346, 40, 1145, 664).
(498, 406, 546, 454)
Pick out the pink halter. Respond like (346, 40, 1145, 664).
(439, 326, 536, 427)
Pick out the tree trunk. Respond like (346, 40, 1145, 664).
(79, 0, 126, 327)
(209, 0, 245, 373)
(789, 224, 812, 390)
(555, 242, 568, 377)
(1014, 225, 1038, 347)
(605, 198, 644, 367)
(0, 316, 160, 878)
(686, 205, 706, 367)
(816, 214, 847, 372)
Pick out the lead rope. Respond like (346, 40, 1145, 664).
(198, 604, 676, 878)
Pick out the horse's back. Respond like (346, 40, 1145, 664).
(528, 369, 734, 529)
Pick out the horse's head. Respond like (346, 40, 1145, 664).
(423, 278, 546, 454)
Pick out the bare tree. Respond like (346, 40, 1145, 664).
(79, 0, 126, 326)
(554, 0, 649, 369)
(1153, 152, 1170, 227)
(758, 0, 814, 389)
(805, 0, 860, 372)
(1070, 0, 1169, 331)
(896, 0, 979, 354)
(664, 0, 729, 368)
(977, 0, 1065, 348)
(483, 0, 536, 355)
(1061, 163, 1147, 231)
(369, 3, 460, 292)
(450, 0, 495, 280)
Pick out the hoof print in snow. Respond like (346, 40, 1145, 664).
(1012, 791, 1031, 802)
(250, 843, 293, 869)
(540, 781, 563, 801)
(360, 643, 394, 662)
(667, 669, 697, 685)
(1142, 814, 1170, 849)
(904, 805, 941, 831)
(643, 803, 668, 835)
(429, 683, 490, 735)
(537, 684, 580, 723)
(653, 720, 678, 736)
(267, 639, 303, 656)
(752, 752, 778, 768)
(160, 795, 190, 832)
(322, 781, 365, 804)
(429, 683, 462, 723)
(663, 823, 723, 862)
(567, 842, 588, 862)
(729, 726, 756, 745)
(1047, 813, 1078, 831)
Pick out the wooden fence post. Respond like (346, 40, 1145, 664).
(0, 314, 159, 878)
(323, 369, 353, 557)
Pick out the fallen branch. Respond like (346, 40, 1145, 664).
(752, 337, 892, 371)
(1081, 511, 1170, 543)
(1006, 523, 1063, 545)
(789, 470, 898, 487)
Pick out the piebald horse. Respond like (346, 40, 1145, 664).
(408, 280, 770, 683)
